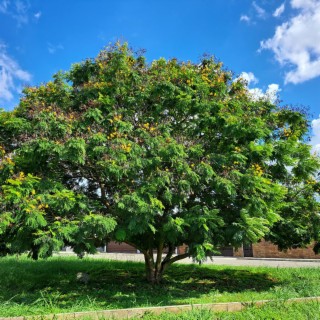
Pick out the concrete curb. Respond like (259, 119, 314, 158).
(236, 257, 320, 263)
(55, 252, 320, 263)
(3, 296, 320, 320)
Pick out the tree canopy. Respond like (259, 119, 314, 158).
(1, 42, 319, 283)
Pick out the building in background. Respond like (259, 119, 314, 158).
(100, 241, 320, 259)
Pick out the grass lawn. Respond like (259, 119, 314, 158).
(0, 256, 320, 317)
(129, 301, 320, 320)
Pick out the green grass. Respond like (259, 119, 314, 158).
(0, 255, 320, 317)
(130, 301, 320, 320)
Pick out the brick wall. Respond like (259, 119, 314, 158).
(107, 240, 320, 259)
(107, 242, 171, 254)
(177, 244, 188, 254)
(107, 241, 137, 253)
(233, 246, 244, 257)
(252, 240, 320, 259)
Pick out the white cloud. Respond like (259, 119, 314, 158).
(261, 0, 320, 84)
(0, 0, 32, 25)
(253, 1, 266, 18)
(0, 0, 10, 13)
(237, 71, 259, 86)
(0, 43, 31, 102)
(311, 116, 320, 153)
(47, 43, 64, 54)
(249, 83, 281, 104)
(291, 0, 319, 10)
(273, 3, 285, 17)
(235, 71, 281, 104)
(265, 84, 281, 103)
(240, 15, 250, 23)
(34, 11, 41, 19)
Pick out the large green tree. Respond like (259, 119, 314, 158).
(1, 43, 319, 283)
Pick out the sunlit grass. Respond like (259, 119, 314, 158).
(130, 301, 320, 320)
(0, 255, 319, 317)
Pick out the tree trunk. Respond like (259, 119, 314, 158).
(30, 244, 39, 260)
(145, 265, 164, 284)
(143, 245, 190, 284)
(143, 246, 165, 284)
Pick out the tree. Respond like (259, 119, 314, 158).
(0, 42, 319, 283)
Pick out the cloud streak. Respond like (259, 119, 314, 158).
(47, 43, 64, 54)
(0, 43, 31, 103)
(253, 1, 266, 19)
(240, 14, 250, 23)
(34, 11, 41, 19)
(311, 116, 320, 153)
(273, 3, 285, 17)
(0, 0, 31, 25)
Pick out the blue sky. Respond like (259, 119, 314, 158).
(1, 0, 320, 149)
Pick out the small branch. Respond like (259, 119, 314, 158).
(99, 181, 107, 202)
(146, 235, 155, 265)
(167, 253, 190, 265)
(124, 241, 147, 255)
(161, 244, 175, 265)
(155, 241, 164, 273)
(160, 252, 191, 275)
(148, 247, 154, 265)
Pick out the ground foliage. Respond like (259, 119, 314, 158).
(0, 42, 320, 281)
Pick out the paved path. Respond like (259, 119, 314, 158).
(57, 252, 320, 268)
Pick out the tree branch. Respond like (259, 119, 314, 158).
(161, 244, 175, 265)
(167, 252, 190, 265)
(124, 241, 147, 255)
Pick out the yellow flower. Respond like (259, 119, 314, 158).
(114, 115, 123, 122)
(251, 164, 263, 176)
(6, 158, 14, 165)
(143, 123, 150, 129)
(121, 144, 132, 153)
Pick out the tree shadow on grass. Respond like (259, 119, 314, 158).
(166, 264, 277, 293)
(0, 257, 280, 314)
